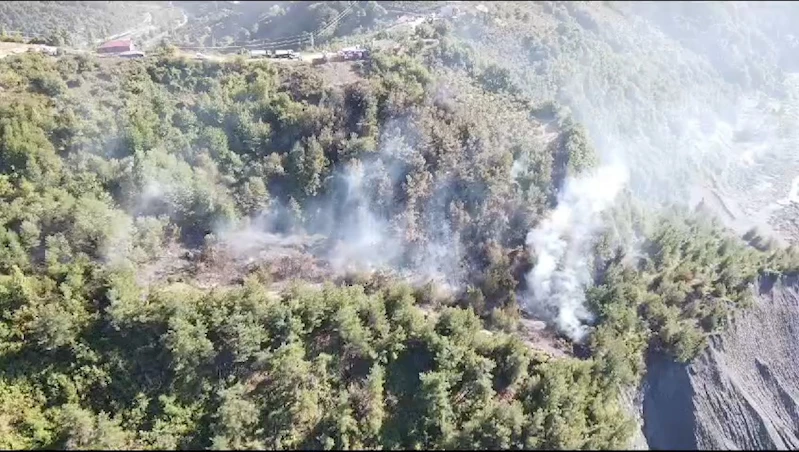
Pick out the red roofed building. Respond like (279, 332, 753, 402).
(97, 39, 135, 54)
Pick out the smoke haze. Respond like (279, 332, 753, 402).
(170, 2, 799, 344)
(524, 164, 629, 341)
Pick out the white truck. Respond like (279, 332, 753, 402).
(272, 49, 300, 60)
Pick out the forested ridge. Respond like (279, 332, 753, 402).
(171, 1, 443, 49)
(0, 1, 171, 48)
(2, 2, 799, 450)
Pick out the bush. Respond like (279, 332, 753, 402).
(30, 73, 67, 96)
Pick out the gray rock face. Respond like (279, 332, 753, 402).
(619, 385, 649, 450)
(641, 276, 799, 450)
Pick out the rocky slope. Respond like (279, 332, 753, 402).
(641, 275, 799, 450)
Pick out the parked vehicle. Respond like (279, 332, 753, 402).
(337, 46, 370, 61)
(273, 49, 300, 60)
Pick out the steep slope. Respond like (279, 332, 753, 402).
(433, 1, 799, 242)
(0, 1, 176, 48)
(0, 45, 641, 449)
(4, 2, 799, 449)
(643, 275, 799, 450)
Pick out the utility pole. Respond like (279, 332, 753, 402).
(309, 32, 314, 50)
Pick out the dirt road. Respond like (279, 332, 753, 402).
(139, 8, 189, 50)
(0, 42, 61, 59)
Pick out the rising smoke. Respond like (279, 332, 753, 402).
(524, 164, 629, 342)
(210, 120, 468, 290)
(324, 159, 404, 274)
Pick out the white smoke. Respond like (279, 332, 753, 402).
(325, 160, 403, 273)
(525, 164, 629, 342)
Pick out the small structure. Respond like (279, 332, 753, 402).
(337, 46, 369, 61)
(97, 39, 135, 55)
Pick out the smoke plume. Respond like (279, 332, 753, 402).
(524, 164, 629, 341)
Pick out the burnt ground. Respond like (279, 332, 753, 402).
(136, 230, 573, 359)
(136, 232, 333, 290)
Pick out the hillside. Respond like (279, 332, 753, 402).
(2, 1, 799, 450)
(172, 1, 403, 49)
(0, 1, 178, 48)
(0, 42, 633, 449)
(426, 1, 799, 223)
(643, 275, 799, 450)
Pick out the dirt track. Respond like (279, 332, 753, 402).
(0, 42, 51, 59)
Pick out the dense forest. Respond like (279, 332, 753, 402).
(0, 47, 625, 448)
(171, 1, 440, 49)
(173, 1, 355, 48)
(2, 1, 799, 450)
